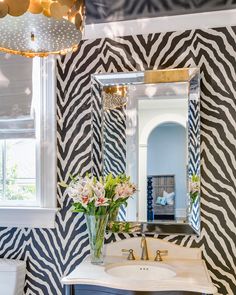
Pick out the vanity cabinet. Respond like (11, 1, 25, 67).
(66, 285, 210, 295)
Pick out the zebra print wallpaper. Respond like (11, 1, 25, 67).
(103, 107, 126, 176)
(0, 27, 236, 295)
(86, 0, 236, 24)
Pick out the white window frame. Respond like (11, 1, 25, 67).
(0, 56, 58, 228)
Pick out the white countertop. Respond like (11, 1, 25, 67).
(62, 255, 217, 294)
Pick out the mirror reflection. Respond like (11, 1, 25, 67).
(147, 122, 187, 222)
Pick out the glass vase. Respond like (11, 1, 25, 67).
(85, 214, 108, 265)
(108, 207, 120, 222)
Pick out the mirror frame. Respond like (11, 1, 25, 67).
(91, 68, 201, 235)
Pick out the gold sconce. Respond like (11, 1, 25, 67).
(0, 0, 85, 57)
(103, 85, 128, 110)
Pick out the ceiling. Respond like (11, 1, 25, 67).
(85, 0, 236, 24)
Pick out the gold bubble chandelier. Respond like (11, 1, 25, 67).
(0, 0, 85, 57)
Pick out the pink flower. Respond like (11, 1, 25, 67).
(80, 195, 90, 206)
(190, 180, 199, 194)
(95, 197, 109, 207)
(114, 182, 136, 201)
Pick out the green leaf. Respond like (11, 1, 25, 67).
(58, 181, 68, 188)
(191, 174, 200, 182)
(124, 222, 130, 232)
(73, 208, 85, 213)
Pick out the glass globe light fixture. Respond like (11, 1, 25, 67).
(0, 0, 85, 57)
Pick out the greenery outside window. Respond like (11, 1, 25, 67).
(0, 139, 36, 205)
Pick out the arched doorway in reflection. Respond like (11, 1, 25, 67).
(146, 122, 187, 221)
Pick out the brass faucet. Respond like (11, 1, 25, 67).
(140, 236, 149, 260)
(122, 249, 136, 260)
(154, 250, 168, 261)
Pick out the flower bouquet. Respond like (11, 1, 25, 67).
(60, 173, 136, 264)
(189, 174, 200, 208)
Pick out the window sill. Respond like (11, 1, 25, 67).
(0, 207, 59, 229)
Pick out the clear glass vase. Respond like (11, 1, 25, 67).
(85, 214, 108, 265)
(108, 207, 120, 222)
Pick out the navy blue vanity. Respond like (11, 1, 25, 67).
(65, 285, 209, 295)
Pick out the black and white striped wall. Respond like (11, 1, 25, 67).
(0, 26, 236, 295)
(86, 0, 236, 24)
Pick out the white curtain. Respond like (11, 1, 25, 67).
(0, 53, 34, 139)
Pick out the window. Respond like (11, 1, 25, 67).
(0, 139, 36, 204)
(0, 54, 57, 228)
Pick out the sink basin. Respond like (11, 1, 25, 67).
(105, 262, 176, 281)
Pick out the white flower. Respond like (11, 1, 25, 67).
(92, 181, 105, 198)
(92, 181, 109, 207)
(66, 177, 94, 208)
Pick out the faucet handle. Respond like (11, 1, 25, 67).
(122, 249, 136, 260)
(154, 250, 168, 262)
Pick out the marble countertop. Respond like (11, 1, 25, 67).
(62, 255, 217, 294)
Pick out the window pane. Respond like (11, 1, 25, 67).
(2, 139, 36, 201)
(0, 142, 3, 197)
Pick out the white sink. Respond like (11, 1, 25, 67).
(105, 261, 176, 281)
